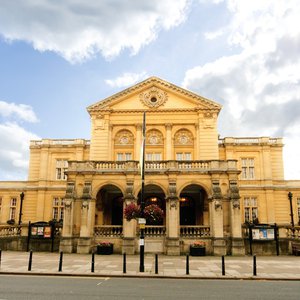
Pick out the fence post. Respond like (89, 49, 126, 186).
(28, 250, 33, 271)
(58, 251, 63, 272)
(123, 253, 126, 274)
(91, 252, 95, 273)
(222, 255, 225, 276)
(253, 255, 257, 276)
(155, 254, 158, 274)
(186, 254, 189, 275)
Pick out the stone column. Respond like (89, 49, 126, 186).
(209, 180, 226, 255)
(229, 180, 245, 255)
(166, 180, 180, 255)
(60, 182, 76, 253)
(122, 180, 137, 254)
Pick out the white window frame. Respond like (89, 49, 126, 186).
(145, 152, 162, 161)
(116, 152, 132, 161)
(56, 160, 68, 180)
(52, 197, 65, 221)
(241, 158, 255, 179)
(176, 152, 192, 161)
(244, 197, 258, 223)
(9, 197, 17, 220)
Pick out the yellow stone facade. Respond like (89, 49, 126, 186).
(0, 77, 299, 255)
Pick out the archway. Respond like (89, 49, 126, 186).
(137, 184, 166, 225)
(179, 184, 208, 225)
(95, 184, 124, 225)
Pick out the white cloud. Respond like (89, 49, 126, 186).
(183, 0, 300, 179)
(0, 101, 39, 123)
(0, 0, 190, 63)
(0, 122, 39, 180)
(105, 72, 148, 88)
(0, 101, 39, 180)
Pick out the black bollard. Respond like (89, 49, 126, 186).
(28, 250, 33, 271)
(123, 253, 126, 274)
(253, 255, 257, 276)
(155, 254, 158, 274)
(186, 254, 189, 275)
(222, 255, 225, 276)
(91, 252, 95, 273)
(58, 251, 63, 272)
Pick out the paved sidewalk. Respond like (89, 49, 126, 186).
(0, 251, 300, 280)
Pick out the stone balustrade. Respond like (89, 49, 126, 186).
(0, 225, 21, 237)
(180, 226, 211, 237)
(94, 225, 123, 237)
(68, 159, 238, 174)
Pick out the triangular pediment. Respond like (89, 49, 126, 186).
(87, 76, 221, 114)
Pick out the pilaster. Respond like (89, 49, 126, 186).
(209, 180, 226, 255)
(229, 180, 245, 255)
(165, 179, 180, 255)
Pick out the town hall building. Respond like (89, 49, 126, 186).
(0, 77, 299, 255)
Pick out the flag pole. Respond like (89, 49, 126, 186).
(139, 111, 146, 272)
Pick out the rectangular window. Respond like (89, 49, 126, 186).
(146, 153, 162, 161)
(116, 153, 132, 161)
(241, 158, 255, 179)
(56, 160, 68, 180)
(9, 197, 17, 220)
(176, 152, 192, 160)
(244, 197, 258, 223)
(52, 197, 64, 221)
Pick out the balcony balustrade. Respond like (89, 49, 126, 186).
(68, 159, 238, 174)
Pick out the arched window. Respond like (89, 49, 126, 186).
(114, 130, 134, 161)
(146, 129, 164, 161)
(174, 129, 194, 160)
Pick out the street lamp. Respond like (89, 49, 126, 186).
(18, 192, 25, 225)
(288, 192, 295, 236)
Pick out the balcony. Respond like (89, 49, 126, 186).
(68, 160, 238, 175)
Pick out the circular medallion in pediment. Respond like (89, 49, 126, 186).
(139, 87, 168, 108)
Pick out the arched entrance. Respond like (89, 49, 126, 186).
(137, 184, 166, 225)
(179, 184, 208, 225)
(95, 185, 124, 225)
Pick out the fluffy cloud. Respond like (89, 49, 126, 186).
(183, 0, 300, 179)
(105, 72, 148, 88)
(0, 101, 39, 180)
(0, 0, 190, 63)
(0, 101, 39, 123)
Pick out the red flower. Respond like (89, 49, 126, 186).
(124, 202, 141, 221)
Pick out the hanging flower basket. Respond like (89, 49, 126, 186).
(124, 203, 141, 221)
(143, 204, 164, 225)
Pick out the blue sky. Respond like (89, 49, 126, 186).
(0, 0, 299, 180)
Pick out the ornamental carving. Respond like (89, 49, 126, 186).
(212, 181, 223, 210)
(174, 129, 193, 146)
(229, 181, 240, 209)
(146, 129, 164, 145)
(82, 182, 92, 200)
(115, 130, 134, 146)
(65, 182, 76, 199)
(139, 87, 168, 108)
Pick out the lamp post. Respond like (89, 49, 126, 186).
(18, 192, 25, 225)
(288, 192, 295, 236)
